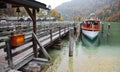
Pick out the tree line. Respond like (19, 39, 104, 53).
(0, 7, 64, 21)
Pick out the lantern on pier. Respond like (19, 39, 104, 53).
(10, 33, 24, 47)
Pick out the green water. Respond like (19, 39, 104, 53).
(41, 22, 120, 72)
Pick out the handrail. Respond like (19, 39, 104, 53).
(32, 32, 51, 60)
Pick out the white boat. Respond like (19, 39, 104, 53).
(81, 33, 99, 47)
(81, 18, 100, 40)
(82, 30, 99, 40)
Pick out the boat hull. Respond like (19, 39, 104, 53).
(82, 29, 99, 40)
(81, 34, 99, 47)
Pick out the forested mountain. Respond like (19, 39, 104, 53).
(55, 0, 120, 21)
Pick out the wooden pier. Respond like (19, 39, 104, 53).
(0, 0, 77, 71)
(0, 21, 75, 72)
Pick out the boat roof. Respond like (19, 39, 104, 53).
(85, 18, 100, 22)
(0, 0, 49, 9)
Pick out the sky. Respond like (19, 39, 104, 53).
(36, 0, 71, 9)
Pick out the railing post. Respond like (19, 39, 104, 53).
(59, 26, 61, 38)
(33, 9, 38, 58)
(50, 29, 52, 42)
(64, 24, 65, 34)
(5, 39, 14, 69)
(101, 23, 104, 33)
(65, 25, 66, 32)
(44, 25, 46, 31)
(68, 24, 69, 31)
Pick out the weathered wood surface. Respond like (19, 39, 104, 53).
(69, 29, 74, 56)
(0, 28, 69, 70)
(0, 21, 74, 71)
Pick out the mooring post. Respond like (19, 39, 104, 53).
(74, 23, 76, 34)
(107, 23, 110, 36)
(80, 23, 82, 37)
(76, 24, 81, 40)
(69, 29, 74, 56)
(101, 23, 104, 33)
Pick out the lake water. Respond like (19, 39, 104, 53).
(41, 22, 120, 72)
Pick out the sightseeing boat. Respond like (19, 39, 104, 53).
(81, 18, 100, 40)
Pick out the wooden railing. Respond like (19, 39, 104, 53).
(0, 21, 74, 49)
(0, 21, 75, 71)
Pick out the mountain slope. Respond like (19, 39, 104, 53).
(55, 0, 120, 21)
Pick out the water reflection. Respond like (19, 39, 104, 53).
(81, 34, 100, 47)
(69, 57, 73, 72)
(41, 22, 120, 72)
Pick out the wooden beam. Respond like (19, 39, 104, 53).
(32, 33, 51, 60)
(32, 8, 38, 58)
(24, 7, 38, 57)
(24, 7, 35, 22)
(33, 8, 36, 34)
(1, 0, 48, 9)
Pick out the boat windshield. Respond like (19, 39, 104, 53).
(87, 21, 98, 25)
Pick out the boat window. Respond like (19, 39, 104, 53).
(88, 22, 90, 24)
(88, 22, 90, 27)
(94, 21, 98, 25)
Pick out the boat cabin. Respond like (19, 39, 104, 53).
(82, 19, 100, 31)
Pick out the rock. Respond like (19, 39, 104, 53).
(23, 62, 42, 72)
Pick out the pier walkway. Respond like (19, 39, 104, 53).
(0, 21, 75, 72)
(0, 0, 76, 71)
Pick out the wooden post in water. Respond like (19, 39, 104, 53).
(107, 23, 110, 36)
(76, 24, 81, 40)
(69, 29, 74, 56)
(101, 23, 104, 33)
(74, 23, 76, 34)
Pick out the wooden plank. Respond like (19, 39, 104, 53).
(32, 58, 50, 65)
(11, 45, 33, 57)
(14, 53, 34, 69)
(32, 33, 51, 60)
(0, 26, 71, 71)
(50, 29, 52, 42)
